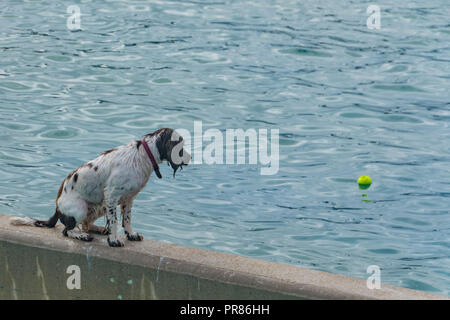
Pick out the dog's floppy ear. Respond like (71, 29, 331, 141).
(155, 128, 173, 162)
(155, 128, 185, 178)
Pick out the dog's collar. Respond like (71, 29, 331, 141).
(141, 139, 162, 179)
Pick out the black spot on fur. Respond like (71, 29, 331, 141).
(101, 148, 117, 156)
(136, 140, 142, 149)
(73, 173, 78, 183)
(94, 166, 98, 171)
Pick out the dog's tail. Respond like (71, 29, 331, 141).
(10, 209, 60, 228)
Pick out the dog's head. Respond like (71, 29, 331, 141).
(152, 128, 191, 177)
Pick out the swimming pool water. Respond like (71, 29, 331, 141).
(0, 0, 449, 296)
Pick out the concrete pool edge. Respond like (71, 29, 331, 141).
(0, 214, 447, 300)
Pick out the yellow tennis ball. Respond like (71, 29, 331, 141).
(357, 175, 372, 189)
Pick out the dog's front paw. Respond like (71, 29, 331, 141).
(107, 236, 124, 247)
(126, 231, 144, 241)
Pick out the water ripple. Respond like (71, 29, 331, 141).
(0, 0, 449, 297)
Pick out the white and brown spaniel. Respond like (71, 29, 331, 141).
(10, 128, 191, 247)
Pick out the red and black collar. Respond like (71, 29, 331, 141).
(140, 139, 162, 179)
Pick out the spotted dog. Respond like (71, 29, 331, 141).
(10, 128, 191, 247)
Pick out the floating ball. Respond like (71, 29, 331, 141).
(357, 175, 372, 189)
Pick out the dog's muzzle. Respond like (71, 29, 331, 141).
(171, 149, 191, 177)
(182, 150, 191, 166)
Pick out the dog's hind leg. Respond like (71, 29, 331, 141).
(65, 229, 94, 242)
(84, 224, 109, 235)
(60, 213, 93, 242)
(58, 196, 93, 242)
(81, 207, 110, 235)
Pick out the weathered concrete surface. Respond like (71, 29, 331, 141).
(0, 214, 447, 300)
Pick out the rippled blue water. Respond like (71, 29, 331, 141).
(1, 0, 449, 296)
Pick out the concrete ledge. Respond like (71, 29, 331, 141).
(0, 214, 447, 300)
